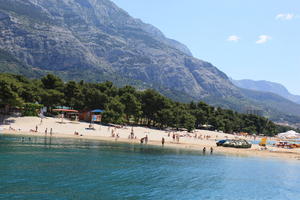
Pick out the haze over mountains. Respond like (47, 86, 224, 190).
(0, 0, 300, 125)
(232, 79, 300, 104)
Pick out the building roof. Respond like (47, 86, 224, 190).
(53, 109, 78, 113)
(91, 109, 104, 113)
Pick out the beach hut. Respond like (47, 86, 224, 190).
(91, 109, 104, 123)
(277, 130, 300, 139)
(79, 109, 104, 122)
(52, 109, 79, 122)
(79, 110, 91, 121)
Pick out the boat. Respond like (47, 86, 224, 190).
(216, 139, 252, 148)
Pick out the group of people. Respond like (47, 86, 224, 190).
(140, 135, 148, 144)
(127, 127, 138, 140)
(169, 133, 180, 143)
(203, 147, 214, 154)
(30, 125, 53, 137)
(167, 132, 216, 143)
(109, 127, 120, 139)
(9, 126, 17, 131)
(44, 127, 53, 136)
(194, 134, 213, 140)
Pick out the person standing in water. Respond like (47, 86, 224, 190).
(203, 147, 206, 153)
(162, 137, 165, 146)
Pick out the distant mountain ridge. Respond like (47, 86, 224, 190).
(232, 79, 300, 104)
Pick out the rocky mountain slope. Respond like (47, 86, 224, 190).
(1, 0, 300, 124)
(232, 79, 300, 104)
(0, 0, 239, 100)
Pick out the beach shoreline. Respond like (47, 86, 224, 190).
(1, 116, 300, 161)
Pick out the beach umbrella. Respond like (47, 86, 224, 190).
(277, 130, 300, 138)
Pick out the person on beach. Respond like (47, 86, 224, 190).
(210, 147, 213, 154)
(130, 128, 134, 139)
(140, 138, 144, 144)
(115, 133, 119, 141)
(50, 128, 53, 136)
(162, 137, 165, 146)
(172, 134, 175, 142)
(176, 135, 180, 143)
(203, 147, 206, 153)
(145, 135, 148, 144)
(35, 125, 38, 132)
(45, 128, 47, 136)
(111, 129, 115, 137)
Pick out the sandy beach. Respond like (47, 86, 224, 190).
(1, 116, 300, 161)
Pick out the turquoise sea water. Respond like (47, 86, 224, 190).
(0, 135, 300, 200)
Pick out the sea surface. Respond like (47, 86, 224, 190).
(0, 135, 300, 200)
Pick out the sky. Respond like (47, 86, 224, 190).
(110, 0, 300, 95)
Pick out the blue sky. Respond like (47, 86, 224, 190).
(111, 0, 300, 95)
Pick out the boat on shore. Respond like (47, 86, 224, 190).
(217, 139, 252, 148)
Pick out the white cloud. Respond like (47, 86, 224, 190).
(276, 13, 295, 20)
(256, 35, 272, 44)
(227, 35, 240, 42)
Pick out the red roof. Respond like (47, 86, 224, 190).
(52, 109, 78, 113)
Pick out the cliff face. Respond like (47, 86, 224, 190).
(0, 0, 239, 99)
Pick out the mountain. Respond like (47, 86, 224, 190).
(0, 0, 239, 100)
(232, 79, 300, 104)
(1, 0, 300, 125)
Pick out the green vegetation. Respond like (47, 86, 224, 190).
(0, 73, 296, 136)
(22, 103, 43, 116)
(0, 49, 45, 78)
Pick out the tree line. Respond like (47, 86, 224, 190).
(0, 73, 293, 136)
